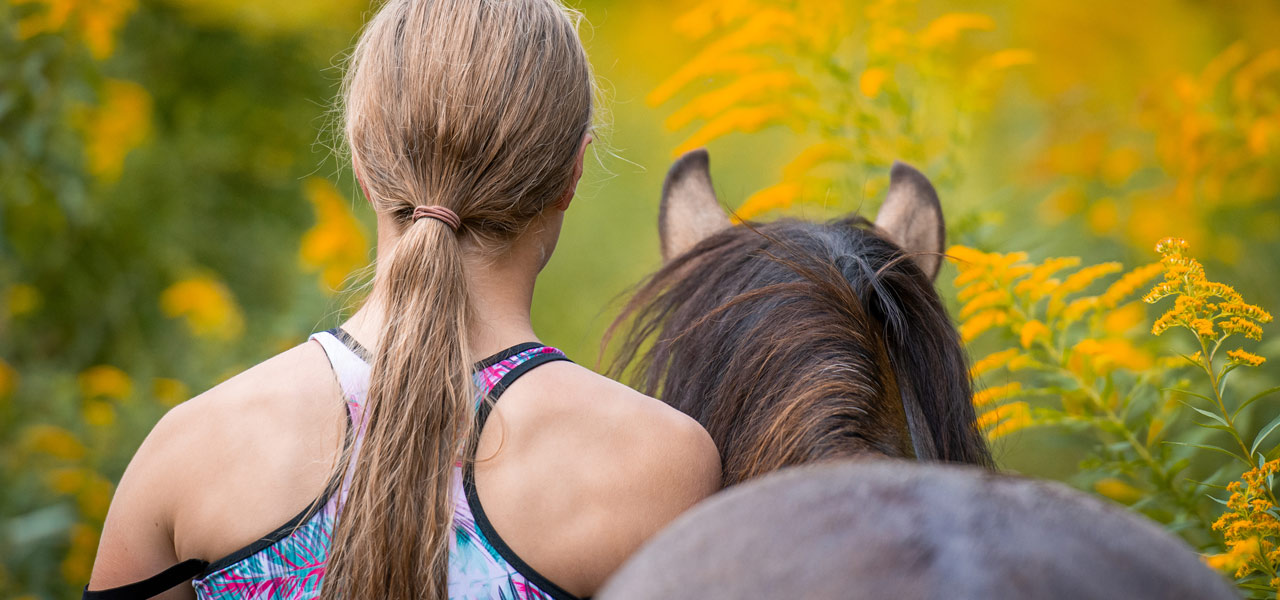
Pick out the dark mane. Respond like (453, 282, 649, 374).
(608, 216, 992, 485)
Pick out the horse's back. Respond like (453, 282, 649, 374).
(600, 460, 1236, 600)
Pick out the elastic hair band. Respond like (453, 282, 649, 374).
(411, 205, 462, 232)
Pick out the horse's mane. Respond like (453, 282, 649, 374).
(606, 217, 992, 485)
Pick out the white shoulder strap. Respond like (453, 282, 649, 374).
(309, 329, 370, 404)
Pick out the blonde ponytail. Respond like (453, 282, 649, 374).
(322, 0, 593, 597)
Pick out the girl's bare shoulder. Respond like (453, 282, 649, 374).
(475, 360, 721, 596)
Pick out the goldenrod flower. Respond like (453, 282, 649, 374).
(973, 382, 1022, 408)
(77, 365, 132, 400)
(22, 425, 86, 461)
(1227, 349, 1265, 367)
(859, 67, 889, 98)
(1019, 319, 1048, 349)
(1100, 263, 1163, 308)
(299, 178, 370, 292)
(917, 13, 995, 48)
(734, 181, 806, 222)
(1094, 478, 1145, 504)
(960, 308, 1009, 342)
(152, 378, 189, 407)
(80, 79, 152, 181)
(160, 274, 245, 340)
(970, 349, 1019, 379)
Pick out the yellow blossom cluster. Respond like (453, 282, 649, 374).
(14, 0, 138, 59)
(949, 245, 1163, 440)
(651, 0, 1034, 221)
(77, 79, 152, 182)
(1143, 237, 1271, 365)
(160, 274, 245, 340)
(1039, 43, 1280, 263)
(298, 177, 370, 293)
(1206, 460, 1280, 581)
(16, 362, 191, 584)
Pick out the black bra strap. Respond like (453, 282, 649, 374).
(475, 350, 572, 432)
(82, 558, 209, 599)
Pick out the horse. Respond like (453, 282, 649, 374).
(597, 461, 1237, 600)
(607, 149, 991, 486)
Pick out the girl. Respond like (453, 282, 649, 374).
(84, 1, 721, 598)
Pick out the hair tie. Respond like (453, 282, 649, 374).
(411, 205, 462, 232)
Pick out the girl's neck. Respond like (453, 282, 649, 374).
(340, 245, 544, 362)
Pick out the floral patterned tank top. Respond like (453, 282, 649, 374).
(187, 329, 582, 600)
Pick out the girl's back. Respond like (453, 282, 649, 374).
(84, 1, 720, 598)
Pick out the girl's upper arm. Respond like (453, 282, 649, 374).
(87, 403, 201, 599)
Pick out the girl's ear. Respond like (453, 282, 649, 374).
(555, 134, 592, 211)
(873, 161, 946, 281)
(659, 149, 731, 262)
(353, 153, 374, 205)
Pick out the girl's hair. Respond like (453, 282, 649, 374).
(324, 1, 592, 598)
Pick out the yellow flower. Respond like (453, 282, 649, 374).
(859, 67, 889, 98)
(665, 70, 806, 131)
(1221, 317, 1265, 340)
(674, 104, 796, 156)
(1073, 338, 1152, 372)
(1100, 263, 1163, 308)
(781, 142, 853, 182)
(977, 48, 1037, 71)
(22, 425, 86, 461)
(78, 365, 132, 399)
(1094, 478, 1145, 504)
(973, 382, 1022, 408)
(299, 178, 370, 293)
(16, 0, 137, 59)
(80, 79, 152, 180)
(734, 181, 806, 222)
(917, 13, 995, 48)
(45, 467, 90, 495)
(960, 309, 1009, 343)
(1019, 320, 1049, 349)
(152, 378, 189, 407)
(984, 401, 1033, 440)
(1190, 318, 1215, 338)
(1227, 349, 1266, 367)
(62, 524, 99, 584)
(78, 472, 114, 521)
(1103, 303, 1146, 335)
(1055, 262, 1124, 297)
(960, 289, 1010, 320)
(649, 54, 773, 107)
(160, 275, 245, 340)
(970, 349, 1019, 379)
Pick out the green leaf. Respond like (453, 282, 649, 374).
(1184, 404, 1230, 428)
(1164, 441, 1246, 463)
(1234, 385, 1280, 419)
(1249, 412, 1280, 457)
(1162, 387, 1215, 403)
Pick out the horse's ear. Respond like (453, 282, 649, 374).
(660, 149, 731, 262)
(874, 161, 946, 281)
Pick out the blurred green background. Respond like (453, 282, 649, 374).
(2, 0, 1278, 597)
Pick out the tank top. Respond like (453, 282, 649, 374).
(83, 328, 582, 600)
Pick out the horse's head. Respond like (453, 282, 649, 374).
(609, 149, 990, 486)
